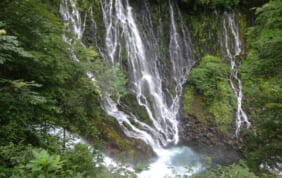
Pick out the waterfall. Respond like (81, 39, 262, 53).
(168, 0, 195, 134)
(100, 0, 165, 152)
(100, 0, 195, 152)
(223, 12, 251, 136)
(59, 0, 202, 176)
(99, 1, 202, 175)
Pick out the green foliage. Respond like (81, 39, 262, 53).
(193, 161, 258, 178)
(1, 0, 281, 177)
(240, 0, 282, 174)
(0, 81, 46, 145)
(62, 144, 98, 176)
(0, 0, 108, 143)
(187, 55, 235, 130)
(0, 22, 48, 146)
(0, 0, 111, 176)
(0, 141, 127, 178)
(24, 149, 63, 177)
(0, 0, 137, 175)
(0, 143, 34, 177)
(245, 0, 282, 78)
(188, 55, 231, 100)
(0, 33, 32, 64)
(182, 86, 194, 114)
(17, 145, 102, 178)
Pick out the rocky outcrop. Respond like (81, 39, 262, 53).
(179, 113, 242, 166)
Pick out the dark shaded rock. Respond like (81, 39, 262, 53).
(178, 113, 242, 166)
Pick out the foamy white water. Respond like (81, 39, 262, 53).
(139, 147, 202, 178)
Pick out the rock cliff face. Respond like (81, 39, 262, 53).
(177, 9, 250, 165)
(179, 109, 241, 165)
(178, 82, 241, 165)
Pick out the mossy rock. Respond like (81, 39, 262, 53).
(100, 119, 155, 164)
(182, 55, 236, 133)
(119, 93, 153, 128)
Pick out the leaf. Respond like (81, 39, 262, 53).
(11, 81, 26, 88)
(0, 29, 6, 35)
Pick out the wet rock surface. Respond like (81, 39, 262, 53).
(178, 113, 242, 166)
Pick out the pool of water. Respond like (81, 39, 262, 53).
(139, 146, 203, 178)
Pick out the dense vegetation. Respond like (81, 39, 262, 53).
(0, 0, 130, 177)
(0, 0, 281, 177)
(240, 0, 282, 174)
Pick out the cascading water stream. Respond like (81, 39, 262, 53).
(60, 0, 86, 40)
(168, 0, 195, 127)
(223, 12, 251, 136)
(60, 0, 87, 61)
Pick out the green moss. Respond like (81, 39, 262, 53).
(239, 13, 247, 49)
(182, 86, 194, 113)
(120, 94, 153, 127)
(183, 55, 236, 132)
(186, 11, 222, 59)
(101, 123, 131, 151)
(209, 80, 236, 132)
(100, 118, 153, 164)
(182, 86, 212, 124)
